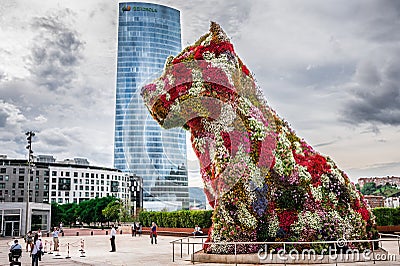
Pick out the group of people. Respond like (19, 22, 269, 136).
(9, 228, 43, 265)
(109, 221, 203, 251)
(130, 221, 143, 237)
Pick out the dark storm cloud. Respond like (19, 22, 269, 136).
(341, 49, 400, 126)
(28, 10, 84, 91)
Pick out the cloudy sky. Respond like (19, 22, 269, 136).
(1, 0, 399, 186)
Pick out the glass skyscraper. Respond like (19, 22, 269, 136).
(114, 2, 188, 211)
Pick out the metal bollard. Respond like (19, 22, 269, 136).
(106, 231, 108, 235)
(76, 231, 79, 236)
(91, 231, 93, 236)
(65, 243, 71, 259)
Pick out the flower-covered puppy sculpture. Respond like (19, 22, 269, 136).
(141, 22, 377, 254)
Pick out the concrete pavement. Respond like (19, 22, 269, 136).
(1, 233, 400, 265)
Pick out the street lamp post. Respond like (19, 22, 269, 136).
(25, 131, 35, 235)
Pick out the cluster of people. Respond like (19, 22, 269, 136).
(9, 228, 44, 265)
(131, 221, 143, 237)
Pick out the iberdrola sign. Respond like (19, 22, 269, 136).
(122, 5, 157, 12)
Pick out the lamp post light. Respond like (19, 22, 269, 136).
(25, 131, 35, 235)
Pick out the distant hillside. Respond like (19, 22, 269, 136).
(189, 187, 207, 209)
(361, 182, 400, 197)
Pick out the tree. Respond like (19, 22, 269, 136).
(361, 182, 377, 195)
(51, 203, 63, 227)
(102, 199, 128, 224)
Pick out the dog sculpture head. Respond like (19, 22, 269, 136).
(141, 22, 277, 204)
(142, 22, 376, 254)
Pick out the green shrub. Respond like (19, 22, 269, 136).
(139, 210, 213, 228)
(372, 207, 400, 226)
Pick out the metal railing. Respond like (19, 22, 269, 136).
(171, 234, 400, 265)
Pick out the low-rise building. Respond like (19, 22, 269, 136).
(363, 195, 385, 208)
(0, 155, 143, 235)
(384, 197, 400, 208)
(358, 176, 400, 189)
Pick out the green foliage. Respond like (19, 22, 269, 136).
(52, 196, 123, 226)
(139, 210, 213, 228)
(51, 203, 63, 227)
(360, 182, 400, 197)
(372, 207, 400, 226)
(361, 182, 377, 195)
(102, 199, 127, 223)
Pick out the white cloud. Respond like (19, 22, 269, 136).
(0, 0, 399, 186)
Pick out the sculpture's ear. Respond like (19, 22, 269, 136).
(209, 21, 230, 43)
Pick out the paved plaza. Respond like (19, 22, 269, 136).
(1, 233, 400, 265)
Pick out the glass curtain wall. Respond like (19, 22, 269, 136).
(114, 2, 188, 210)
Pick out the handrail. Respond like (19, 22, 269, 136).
(170, 235, 399, 264)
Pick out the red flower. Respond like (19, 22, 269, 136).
(356, 207, 370, 221)
(293, 151, 331, 186)
(278, 210, 298, 232)
(241, 64, 250, 76)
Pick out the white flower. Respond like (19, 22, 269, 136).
(310, 185, 323, 202)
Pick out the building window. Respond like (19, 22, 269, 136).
(58, 198, 63, 203)
(51, 192, 56, 196)
(58, 178, 71, 190)
(13, 168, 17, 174)
(44, 170, 49, 177)
(52, 171, 57, 176)
(51, 185, 56, 190)
(65, 191, 69, 197)
(5, 175, 9, 181)
(66, 172, 70, 177)
(18, 183, 24, 188)
(51, 198, 56, 203)
(18, 198, 23, 202)
(79, 185, 83, 190)
(0, 183, 5, 188)
(18, 168, 24, 174)
(35, 184, 39, 189)
(52, 178, 56, 183)
(85, 192, 89, 197)
(20, 190, 24, 196)
(35, 177, 39, 183)
(19, 176, 24, 181)
(12, 183, 16, 188)
(74, 179, 78, 184)
(74, 172, 78, 177)
(35, 191, 39, 197)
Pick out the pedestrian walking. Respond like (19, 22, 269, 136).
(25, 231, 33, 252)
(52, 227, 60, 251)
(30, 233, 42, 266)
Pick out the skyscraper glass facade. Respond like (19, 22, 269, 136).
(114, 2, 188, 211)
